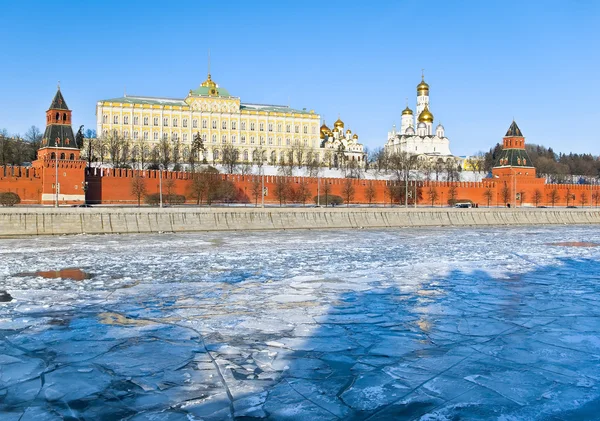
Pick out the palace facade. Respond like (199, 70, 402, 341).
(385, 75, 454, 162)
(97, 72, 330, 166)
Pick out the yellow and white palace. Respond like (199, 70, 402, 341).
(96, 72, 331, 166)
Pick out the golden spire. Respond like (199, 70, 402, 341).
(417, 70, 429, 95)
(201, 49, 217, 88)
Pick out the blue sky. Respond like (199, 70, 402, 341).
(0, 0, 598, 156)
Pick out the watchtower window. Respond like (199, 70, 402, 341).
(56, 112, 60, 121)
(63, 113, 67, 121)
(60, 153, 65, 159)
(69, 153, 75, 160)
(50, 152, 56, 159)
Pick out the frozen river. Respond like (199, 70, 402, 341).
(1, 227, 600, 420)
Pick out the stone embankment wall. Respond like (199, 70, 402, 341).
(1, 208, 600, 237)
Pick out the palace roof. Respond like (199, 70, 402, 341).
(505, 121, 523, 137)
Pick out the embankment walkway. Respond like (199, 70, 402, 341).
(1, 207, 599, 237)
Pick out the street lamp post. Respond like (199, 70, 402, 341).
(55, 144, 59, 208)
(317, 173, 320, 207)
(261, 165, 265, 208)
(158, 165, 163, 208)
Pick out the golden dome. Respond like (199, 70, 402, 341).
(418, 105, 434, 123)
(352, 134, 358, 139)
(320, 123, 330, 132)
(333, 127, 339, 133)
(346, 129, 351, 134)
(200, 73, 217, 88)
(320, 131, 326, 139)
(402, 106, 413, 115)
(417, 76, 429, 94)
(334, 117, 344, 128)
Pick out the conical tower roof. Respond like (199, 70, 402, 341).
(505, 121, 523, 137)
(50, 89, 69, 110)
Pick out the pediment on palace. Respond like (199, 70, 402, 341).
(184, 96, 241, 113)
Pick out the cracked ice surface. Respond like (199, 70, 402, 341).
(1, 227, 600, 420)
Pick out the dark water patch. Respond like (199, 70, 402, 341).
(16, 268, 92, 281)
(0, 290, 13, 302)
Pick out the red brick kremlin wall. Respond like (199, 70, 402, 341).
(2, 165, 600, 207)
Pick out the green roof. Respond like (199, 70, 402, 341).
(240, 103, 313, 115)
(101, 96, 186, 106)
(190, 86, 233, 97)
(494, 148, 534, 168)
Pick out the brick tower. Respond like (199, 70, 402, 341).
(33, 87, 86, 205)
(492, 121, 542, 207)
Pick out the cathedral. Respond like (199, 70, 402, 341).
(385, 74, 454, 162)
(319, 117, 366, 167)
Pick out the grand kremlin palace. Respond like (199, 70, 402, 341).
(96, 73, 365, 166)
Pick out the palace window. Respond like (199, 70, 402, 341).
(154, 132, 158, 140)
(250, 122, 255, 131)
(241, 135, 246, 144)
(304, 139, 308, 147)
(241, 121, 246, 130)
(133, 116, 139, 125)
(286, 124, 291, 133)
(183, 118, 188, 128)
(201, 134, 207, 142)
(103, 115, 108, 123)
(143, 117, 149, 126)
(153, 117, 159, 126)
(231, 121, 237, 130)
(268, 123, 273, 132)
(295, 125, 299, 133)
(201, 119, 207, 129)
(173, 133, 178, 141)
(163, 133, 168, 140)
(222, 135, 227, 143)
(277, 137, 282, 146)
(250, 136, 255, 144)
(124, 116, 129, 125)
(286, 138, 291, 146)
(173, 118, 178, 127)
(260, 136, 265, 145)
(259, 123, 264, 132)
(113, 129, 118, 138)
(212, 120, 217, 129)
(231, 135, 236, 143)
(193, 119, 198, 128)
(133, 131, 139, 140)
(277, 123, 282, 132)
(268, 137, 273, 145)
(143, 132, 148, 140)
(303, 125, 307, 134)
(114, 116, 119, 124)
(212, 134, 217, 143)
(222, 121, 227, 130)
(123, 130, 129, 139)
(312, 126, 316, 134)
(183, 133, 188, 142)
(243, 150, 249, 161)
(163, 118, 169, 127)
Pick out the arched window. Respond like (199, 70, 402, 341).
(250, 122, 255, 131)
(241, 121, 246, 130)
(222, 135, 227, 143)
(212, 134, 217, 143)
(222, 121, 227, 129)
(173, 118, 178, 127)
(243, 150, 249, 161)
(64, 113, 68, 122)
(124, 115, 129, 124)
(50, 152, 56, 159)
(114, 115, 119, 124)
(183, 118, 188, 128)
(231, 121, 237, 130)
(231, 135, 236, 143)
(60, 153, 65, 159)
(241, 135, 246, 144)
(212, 120, 217, 129)
(69, 153, 75, 160)
(56, 112, 60, 121)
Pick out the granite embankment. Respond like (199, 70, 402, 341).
(1, 207, 600, 237)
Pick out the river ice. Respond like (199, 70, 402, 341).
(1, 227, 600, 420)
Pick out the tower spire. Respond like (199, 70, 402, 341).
(421, 68, 424, 80)
(208, 49, 211, 77)
(57, 80, 60, 91)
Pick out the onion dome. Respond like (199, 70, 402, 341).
(333, 127, 339, 133)
(334, 117, 344, 129)
(402, 106, 413, 115)
(320, 123, 330, 132)
(352, 134, 358, 139)
(418, 105, 434, 123)
(346, 129, 351, 134)
(436, 123, 444, 130)
(417, 76, 429, 95)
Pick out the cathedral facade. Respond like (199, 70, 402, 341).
(385, 75, 453, 162)
(319, 117, 366, 167)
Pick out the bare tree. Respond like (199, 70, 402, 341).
(106, 133, 130, 168)
(171, 139, 182, 172)
(365, 181, 376, 206)
(251, 176, 261, 207)
(296, 179, 311, 206)
(274, 177, 290, 206)
(483, 186, 494, 207)
(322, 182, 332, 207)
(342, 178, 355, 206)
(533, 189, 543, 207)
(500, 183, 511, 206)
(222, 143, 240, 174)
(592, 190, 600, 207)
(448, 185, 458, 206)
(547, 189, 559, 207)
(427, 185, 439, 207)
(131, 175, 147, 207)
(164, 178, 176, 204)
(565, 187, 575, 207)
(580, 191, 588, 207)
